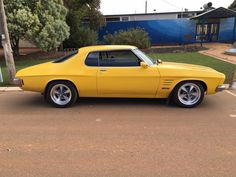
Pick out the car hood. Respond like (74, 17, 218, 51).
(157, 62, 225, 78)
(161, 62, 216, 71)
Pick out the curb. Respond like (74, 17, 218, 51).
(0, 87, 23, 92)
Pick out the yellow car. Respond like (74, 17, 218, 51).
(14, 45, 226, 108)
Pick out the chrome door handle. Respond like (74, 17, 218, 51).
(100, 69, 107, 72)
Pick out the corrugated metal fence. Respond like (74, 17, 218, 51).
(99, 17, 236, 45)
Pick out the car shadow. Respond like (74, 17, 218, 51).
(16, 93, 49, 108)
(76, 97, 169, 107)
(2, 93, 216, 118)
(13, 93, 171, 109)
(8, 92, 215, 110)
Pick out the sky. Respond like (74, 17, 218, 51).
(100, 0, 233, 15)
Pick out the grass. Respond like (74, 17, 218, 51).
(0, 52, 235, 86)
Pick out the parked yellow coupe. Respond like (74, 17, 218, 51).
(15, 45, 226, 108)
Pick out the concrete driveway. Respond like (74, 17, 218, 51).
(199, 43, 236, 64)
(0, 91, 236, 177)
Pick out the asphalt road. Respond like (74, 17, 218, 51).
(0, 91, 236, 177)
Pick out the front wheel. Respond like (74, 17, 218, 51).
(46, 81, 78, 108)
(172, 81, 205, 108)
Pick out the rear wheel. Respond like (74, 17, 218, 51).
(46, 81, 78, 108)
(172, 81, 205, 108)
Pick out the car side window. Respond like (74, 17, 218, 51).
(85, 52, 99, 66)
(99, 50, 141, 67)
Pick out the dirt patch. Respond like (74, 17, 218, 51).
(199, 43, 236, 64)
(13, 51, 65, 61)
(0, 48, 68, 61)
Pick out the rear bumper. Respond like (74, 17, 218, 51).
(13, 78, 22, 87)
(215, 85, 227, 92)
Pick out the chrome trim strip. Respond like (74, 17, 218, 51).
(215, 85, 226, 92)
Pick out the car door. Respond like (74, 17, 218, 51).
(97, 50, 159, 98)
(79, 51, 99, 97)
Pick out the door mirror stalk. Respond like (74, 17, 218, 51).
(141, 62, 149, 69)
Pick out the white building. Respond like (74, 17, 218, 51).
(104, 11, 201, 22)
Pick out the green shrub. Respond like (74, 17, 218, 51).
(103, 28, 151, 49)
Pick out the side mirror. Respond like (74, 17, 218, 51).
(154, 59, 163, 64)
(140, 61, 148, 69)
(157, 59, 163, 64)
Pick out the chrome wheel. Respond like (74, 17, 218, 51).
(177, 83, 201, 106)
(50, 84, 72, 106)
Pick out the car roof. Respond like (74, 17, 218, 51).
(79, 45, 137, 52)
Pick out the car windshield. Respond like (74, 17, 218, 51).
(53, 50, 78, 63)
(132, 49, 154, 66)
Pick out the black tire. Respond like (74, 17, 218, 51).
(46, 81, 78, 108)
(172, 81, 205, 108)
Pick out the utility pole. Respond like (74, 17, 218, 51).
(0, 0, 16, 83)
(145, 0, 147, 14)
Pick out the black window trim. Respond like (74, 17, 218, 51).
(84, 49, 144, 68)
(53, 50, 78, 63)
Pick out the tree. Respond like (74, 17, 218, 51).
(64, 0, 103, 30)
(0, 0, 16, 83)
(63, 0, 104, 48)
(229, 0, 236, 9)
(5, 0, 70, 55)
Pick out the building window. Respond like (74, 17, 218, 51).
(196, 23, 219, 42)
(105, 17, 120, 22)
(121, 16, 129, 21)
(178, 13, 194, 18)
(196, 24, 208, 42)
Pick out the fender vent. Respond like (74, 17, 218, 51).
(161, 79, 174, 90)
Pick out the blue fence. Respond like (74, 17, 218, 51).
(99, 18, 236, 45)
(218, 17, 236, 42)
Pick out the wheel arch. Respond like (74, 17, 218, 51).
(44, 79, 79, 98)
(168, 79, 207, 99)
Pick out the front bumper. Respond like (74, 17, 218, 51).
(215, 85, 227, 92)
(13, 78, 22, 87)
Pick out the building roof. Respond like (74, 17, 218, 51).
(191, 7, 236, 19)
(104, 11, 201, 17)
